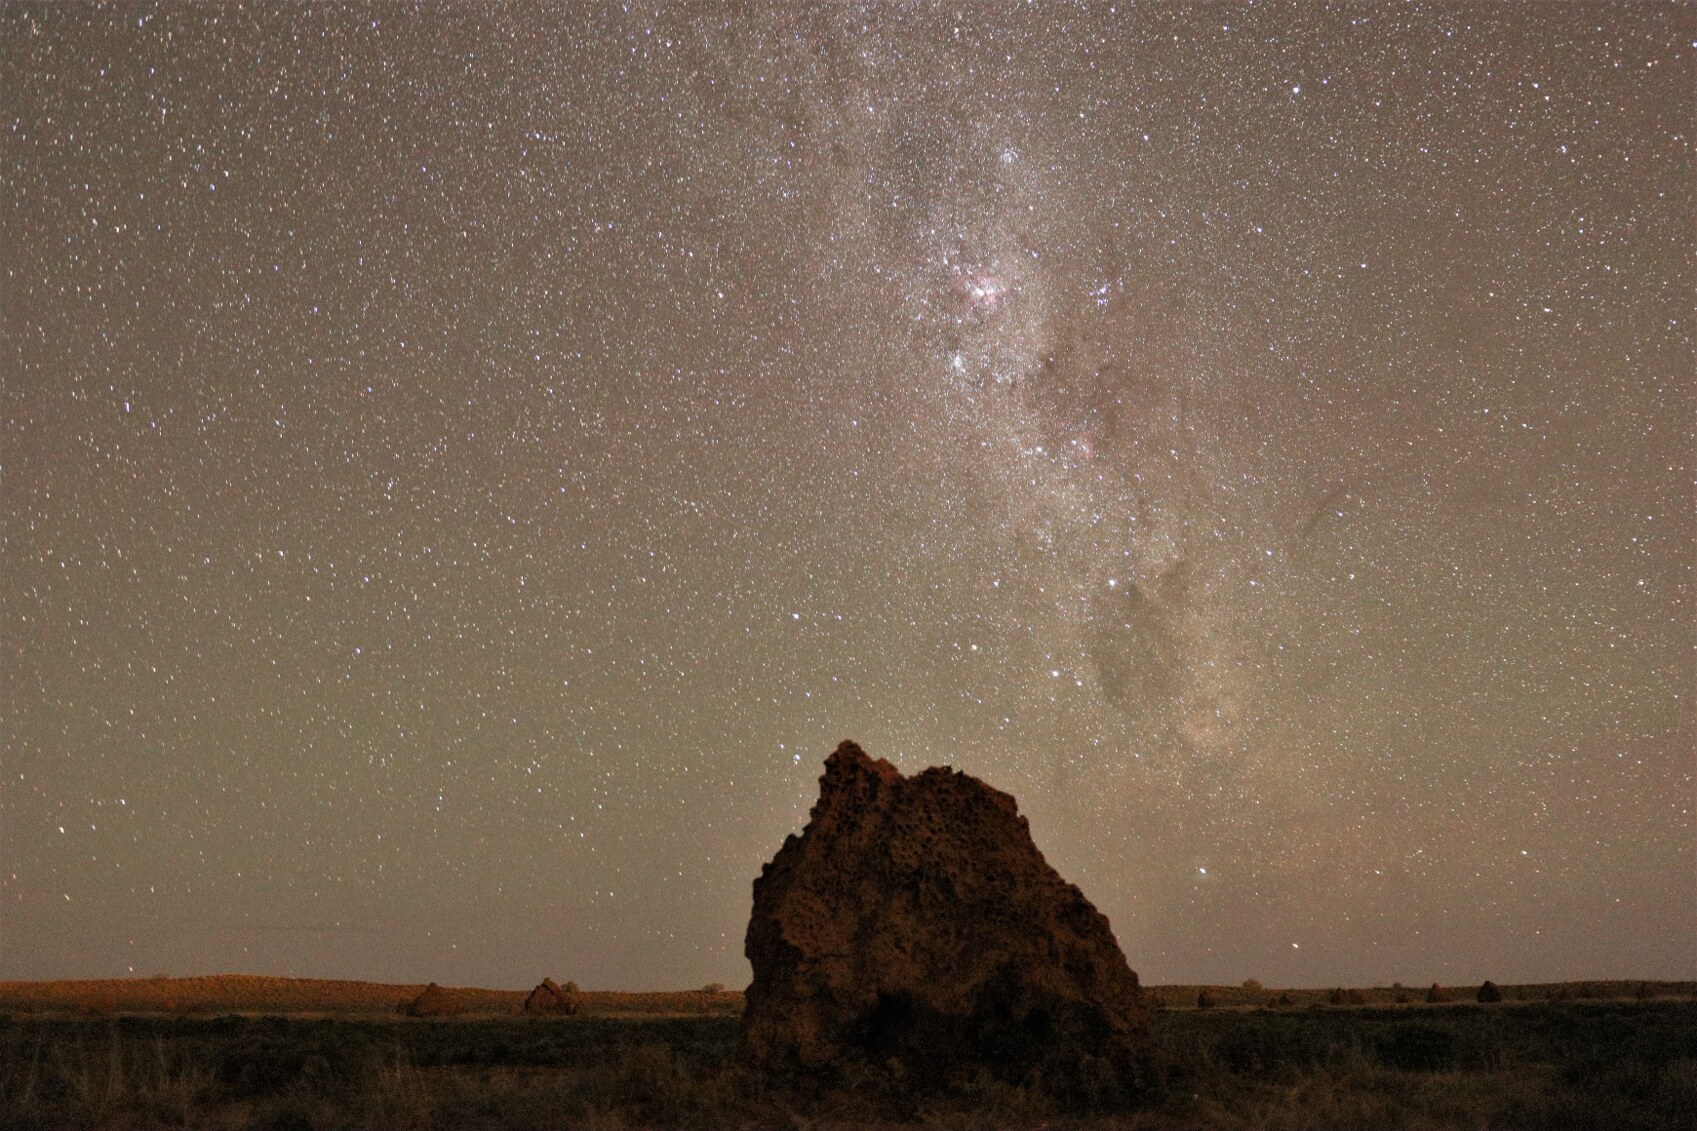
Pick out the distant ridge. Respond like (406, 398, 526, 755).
(0, 974, 742, 1017)
(0, 975, 1688, 1017)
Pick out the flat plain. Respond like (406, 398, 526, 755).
(1, 976, 1692, 1130)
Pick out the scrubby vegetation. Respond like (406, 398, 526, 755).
(1156, 998, 1696, 1131)
(0, 1013, 744, 1130)
(0, 993, 1692, 1129)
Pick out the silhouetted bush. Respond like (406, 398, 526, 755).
(1377, 1021, 1459, 1070)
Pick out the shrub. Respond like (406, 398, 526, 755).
(1376, 1022, 1459, 1071)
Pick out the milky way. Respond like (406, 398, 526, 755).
(5, 4, 1691, 990)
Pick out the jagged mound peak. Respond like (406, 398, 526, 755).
(743, 740, 1154, 1103)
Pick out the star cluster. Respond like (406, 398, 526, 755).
(4, 4, 1690, 989)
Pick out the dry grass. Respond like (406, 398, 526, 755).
(1, 998, 1692, 1129)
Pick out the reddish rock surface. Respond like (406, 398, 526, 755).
(743, 741, 1153, 1099)
(402, 982, 458, 1017)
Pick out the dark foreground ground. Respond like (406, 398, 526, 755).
(1, 999, 1693, 1130)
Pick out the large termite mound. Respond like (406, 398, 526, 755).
(743, 741, 1153, 1101)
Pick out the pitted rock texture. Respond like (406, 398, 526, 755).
(743, 741, 1152, 1098)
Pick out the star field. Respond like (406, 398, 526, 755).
(4, 4, 1691, 990)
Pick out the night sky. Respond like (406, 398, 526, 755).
(5, 4, 1691, 992)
